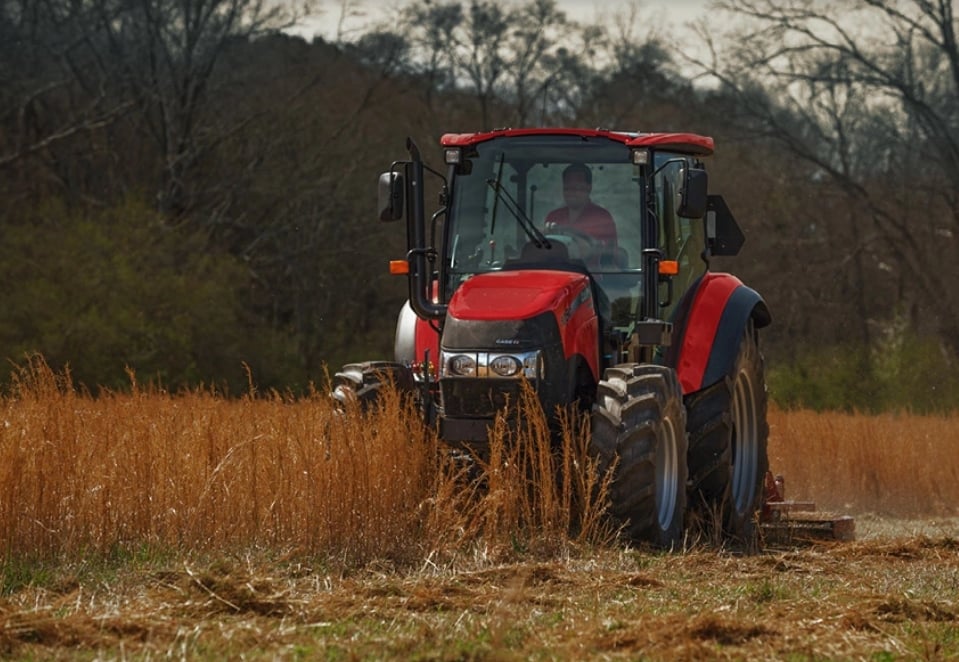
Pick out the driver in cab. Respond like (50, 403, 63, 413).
(544, 163, 617, 264)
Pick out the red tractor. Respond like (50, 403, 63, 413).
(334, 128, 772, 548)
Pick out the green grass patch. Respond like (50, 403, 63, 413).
(769, 332, 959, 413)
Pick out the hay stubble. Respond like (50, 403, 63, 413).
(1, 360, 957, 659)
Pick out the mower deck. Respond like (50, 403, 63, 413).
(761, 473, 856, 543)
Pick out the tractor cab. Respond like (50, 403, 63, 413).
(441, 131, 709, 349)
(378, 129, 742, 378)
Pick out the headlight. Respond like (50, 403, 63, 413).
(448, 354, 476, 376)
(489, 355, 521, 377)
(441, 349, 543, 379)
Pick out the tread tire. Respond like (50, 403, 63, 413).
(591, 364, 688, 548)
(685, 318, 769, 547)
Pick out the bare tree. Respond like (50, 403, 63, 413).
(501, 0, 573, 124)
(399, 0, 462, 109)
(455, 0, 510, 129)
(92, 0, 302, 214)
(390, 0, 569, 125)
(388, 0, 678, 128)
(0, 0, 132, 182)
(692, 0, 959, 354)
(0, 0, 307, 212)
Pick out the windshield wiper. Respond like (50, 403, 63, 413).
(485, 178, 552, 249)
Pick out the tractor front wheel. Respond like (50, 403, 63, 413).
(591, 364, 688, 548)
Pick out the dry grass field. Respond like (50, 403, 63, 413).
(1, 358, 957, 659)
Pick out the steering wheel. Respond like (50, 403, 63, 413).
(544, 226, 628, 274)
(546, 225, 600, 254)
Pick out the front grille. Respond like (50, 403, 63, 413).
(440, 379, 528, 418)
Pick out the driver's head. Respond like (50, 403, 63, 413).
(562, 163, 592, 212)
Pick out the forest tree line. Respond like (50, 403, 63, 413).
(1, 0, 957, 411)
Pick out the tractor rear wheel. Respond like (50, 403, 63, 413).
(685, 318, 769, 547)
(331, 361, 415, 411)
(591, 364, 688, 548)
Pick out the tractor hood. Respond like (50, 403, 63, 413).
(441, 269, 601, 417)
(447, 270, 592, 323)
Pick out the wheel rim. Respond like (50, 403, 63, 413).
(731, 367, 759, 515)
(656, 417, 680, 531)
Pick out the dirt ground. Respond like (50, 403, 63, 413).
(1, 516, 957, 660)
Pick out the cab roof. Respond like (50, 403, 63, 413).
(439, 127, 714, 156)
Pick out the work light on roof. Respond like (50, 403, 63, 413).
(444, 148, 462, 165)
(632, 148, 649, 165)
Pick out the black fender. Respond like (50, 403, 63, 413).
(701, 285, 771, 388)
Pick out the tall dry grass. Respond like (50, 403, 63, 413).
(425, 385, 613, 557)
(0, 357, 437, 563)
(4, 357, 956, 566)
(0, 358, 610, 565)
(769, 406, 959, 517)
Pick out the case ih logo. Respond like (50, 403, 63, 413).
(495, 339, 521, 346)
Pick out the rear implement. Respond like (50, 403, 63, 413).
(762, 473, 856, 543)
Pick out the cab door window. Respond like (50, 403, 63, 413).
(653, 154, 707, 319)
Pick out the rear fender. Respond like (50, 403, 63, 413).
(670, 273, 771, 394)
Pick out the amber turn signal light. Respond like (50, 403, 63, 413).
(389, 260, 410, 275)
(658, 260, 679, 276)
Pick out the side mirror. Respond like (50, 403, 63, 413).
(677, 167, 708, 219)
(378, 171, 405, 222)
(705, 194, 745, 257)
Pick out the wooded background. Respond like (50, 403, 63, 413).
(2, 0, 957, 411)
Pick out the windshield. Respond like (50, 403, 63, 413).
(447, 135, 643, 273)
(445, 135, 645, 323)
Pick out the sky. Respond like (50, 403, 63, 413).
(293, 0, 717, 44)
